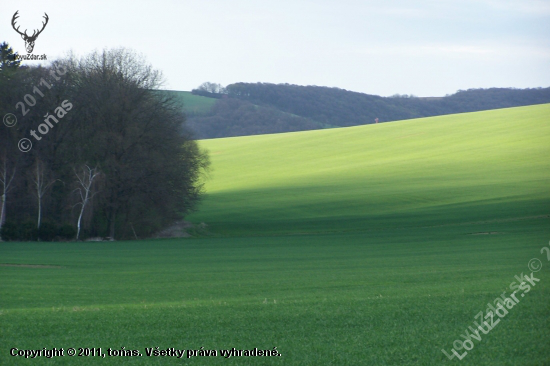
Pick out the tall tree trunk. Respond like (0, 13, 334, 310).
(74, 165, 100, 241)
(37, 197, 42, 229)
(76, 209, 83, 240)
(0, 193, 6, 229)
(0, 160, 16, 235)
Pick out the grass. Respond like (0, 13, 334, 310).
(1, 224, 549, 365)
(189, 104, 550, 237)
(1, 104, 549, 365)
(160, 90, 217, 116)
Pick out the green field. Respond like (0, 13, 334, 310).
(160, 90, 217, 116)
(190, 104, 550, 237)
(1, 104, 549, 365)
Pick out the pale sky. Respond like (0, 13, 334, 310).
(1, 0, 549, 97)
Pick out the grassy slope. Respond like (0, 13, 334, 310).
(1, 105, 549, 365)
(189, 104, 550, 236)
(160, 90, 217, 115)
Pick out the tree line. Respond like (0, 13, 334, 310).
(0, 43, 209, 241)
(188, 82, 550, 138)
(187, 98, 325, 139)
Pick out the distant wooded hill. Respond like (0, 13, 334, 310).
(167, 84, 550, 139)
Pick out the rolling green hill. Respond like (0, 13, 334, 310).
(188, 104, 550, 236)
(159, 90, 217, 116)
(2, 104, 549, 365)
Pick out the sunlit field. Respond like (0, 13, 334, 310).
(2, 104, 549, 365)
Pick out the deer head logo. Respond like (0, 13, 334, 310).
(11, 11, 49, 54)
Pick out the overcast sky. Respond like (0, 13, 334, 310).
(1, 0, 549, 97)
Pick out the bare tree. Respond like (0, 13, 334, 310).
(31, 159, 56, 230)
(198, 82, 226, 94)
(73, 165, 100, 240)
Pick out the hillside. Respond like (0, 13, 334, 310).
(158, 90, 217, 116)
(186, 98, 328, 138)
(181, 85, 550, 139)
(3, 104, 549, 366)
(188, 104, 550, 236)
